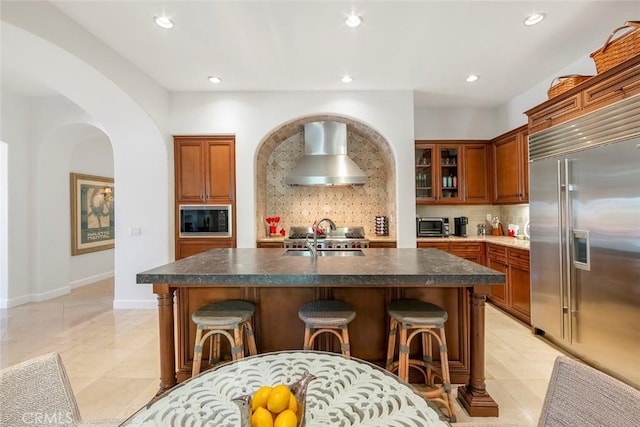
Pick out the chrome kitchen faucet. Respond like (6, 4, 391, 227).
(306, 218, 337, 258)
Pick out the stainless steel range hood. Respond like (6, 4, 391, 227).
(285, 121, 368, 186)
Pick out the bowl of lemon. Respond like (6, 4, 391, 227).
(234, 371, 316, 427)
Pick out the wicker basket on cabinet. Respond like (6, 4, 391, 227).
(547, 75, 593, 99)
(590, 21, 640, 73)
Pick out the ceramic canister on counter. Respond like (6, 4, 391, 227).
(375, 216, 388, 236)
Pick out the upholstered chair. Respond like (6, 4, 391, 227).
(453, 355, 640, 427)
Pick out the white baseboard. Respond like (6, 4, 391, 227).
(0, 294, 30, 309)
(0, 286, 69, 307)
(70, 271, 114, 289)
(32, 285, 71, 302)
(113, 299, 157, 309)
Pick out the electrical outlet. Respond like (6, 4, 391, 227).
(486, 214, 492, 222)
(129, 227, 142, 236)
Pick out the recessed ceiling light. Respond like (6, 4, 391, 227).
(466, 74, 479, 83)
(341, 75, 353, 83)
(208, 76, 222, 84)
(345, 14, 362, 28)
(524, 13, 545, 26)
(154, 15, 174, 29)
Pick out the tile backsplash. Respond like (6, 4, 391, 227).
(416, 203, 529, 236)
(256, 115, 396, 238)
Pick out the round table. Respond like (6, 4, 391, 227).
(122, 351, 450, 426)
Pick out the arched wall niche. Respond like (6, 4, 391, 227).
(255, 114, 396, 239)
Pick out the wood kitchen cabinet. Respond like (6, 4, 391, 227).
(462, 144, 492, 204)
(175, 135, 235, 203)
(177, 239, 237, 259)
(415, 141, 490, 205)
(526, 55, 640, 134)
(415, 143, 461, 203)
(174, 135, 236, 259)
(368, 241, 397, 248)
(486, 244, 508, 307)
(417, 241, 451, 251)
(581, 58, 640, 113)
(527, 94, 583, 135)
(450, 242, 485, 265)
(491, 126, 528, 204)
(257, 241, 284, 248)
(486, 243, 530, 324)
(508, 248, 531, 322)
(418, 241, 485, 265)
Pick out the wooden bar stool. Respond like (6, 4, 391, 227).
(385, 299, 455, 420)
(298, 300, 355, 356)
(191, 300, 258, 377)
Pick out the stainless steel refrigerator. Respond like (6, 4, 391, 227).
(529, 94, 640, 389)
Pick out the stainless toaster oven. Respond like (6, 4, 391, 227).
(416, 217, 449, 237)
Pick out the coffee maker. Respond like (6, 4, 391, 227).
(454, 216, 468, 237)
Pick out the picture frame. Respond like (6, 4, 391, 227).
(70, 173, 115, 255)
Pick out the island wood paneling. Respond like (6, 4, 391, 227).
(174, 285, 471, 385)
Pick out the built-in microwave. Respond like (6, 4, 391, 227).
(179, 205, 232, 237)
(416, 217, 450, 237)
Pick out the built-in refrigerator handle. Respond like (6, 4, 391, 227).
(563, 159, 575, 344)
(557, 160, 566, 340)
(558, 159, 575, 343)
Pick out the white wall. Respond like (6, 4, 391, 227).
(414, 107, 501, 140)
(28, 97, 111, 301)
(2, 7, 171, 308)
(498, 56, 597, 133)
(0, 93, 116, 305)
(0, 140, 7, 304)
(0, 91, 31, 307)
(69, 131, 114, 287)
(170, 90, 418, 248)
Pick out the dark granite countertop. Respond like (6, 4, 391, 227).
(137, 248, 505, 288)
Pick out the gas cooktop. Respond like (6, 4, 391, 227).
(284, 226, 368, 249)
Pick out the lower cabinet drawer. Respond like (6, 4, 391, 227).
(508, 248, 530, 270)
(486, 243, 507, 263)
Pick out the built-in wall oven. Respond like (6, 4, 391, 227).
(179, 205, 232, 237)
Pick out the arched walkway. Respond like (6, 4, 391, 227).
(1, 20, 170, 308)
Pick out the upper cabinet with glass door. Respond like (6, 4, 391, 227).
(415, 143, 462, 204)
(438, 146, 460, 202)
(416, 141, 492, 205)
(415, 144, 434, 201)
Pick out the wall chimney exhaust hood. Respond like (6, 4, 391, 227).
(285, 121, 368, 186)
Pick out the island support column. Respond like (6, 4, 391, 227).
(154, 284, 177, 395)
(457, 291, 499, 417)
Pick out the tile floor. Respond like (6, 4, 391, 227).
(0, 279, 566, 425)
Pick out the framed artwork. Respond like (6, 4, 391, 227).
(70, 173, 115, 255)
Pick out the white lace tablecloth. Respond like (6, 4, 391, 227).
(122, 351, 450, 427)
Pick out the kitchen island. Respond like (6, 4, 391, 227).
(137, 248, 505, 417)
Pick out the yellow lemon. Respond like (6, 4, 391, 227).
(267, 384, 292, 414)
(287, 393, 298, 413)
(274, 409, 298, 427)
(251, 406, 274, 427)
(251, 386, 273, 412)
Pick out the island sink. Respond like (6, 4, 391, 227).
(283, 249, 364, 257)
